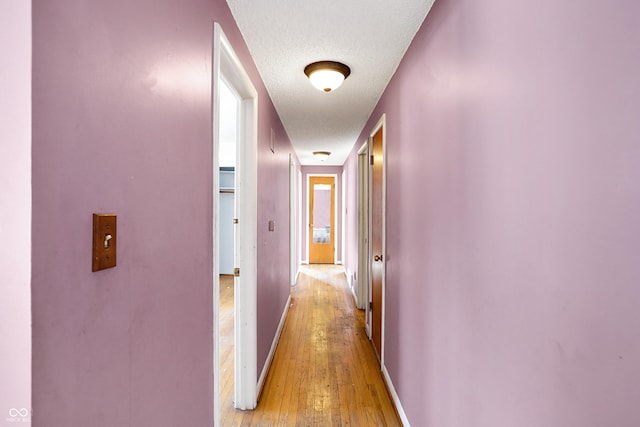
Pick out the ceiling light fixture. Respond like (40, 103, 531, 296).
(313, 151, 331, 161)
(304, 61, 351, 92)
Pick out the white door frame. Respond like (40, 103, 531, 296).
(298, 170, 303, 265)
(213, 22, 258, 424)
(356, 140, 369, 312)
(289, 154, 298, 286)
(341, 169, 346, 266)
(305, 173, 338, 264)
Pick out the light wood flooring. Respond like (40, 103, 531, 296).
(219, 264, 401, 426)
(219, 274, 236, 423)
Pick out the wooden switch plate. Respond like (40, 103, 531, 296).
(92, 213, 117, 272)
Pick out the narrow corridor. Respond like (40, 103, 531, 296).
(221, 265, 400, 426)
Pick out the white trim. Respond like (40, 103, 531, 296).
(356, 139, 369, 312)
(363, 137, 373, 337)
(305, 173, 339, 264)
(357, 140, 369, 155)
(345, 267, 352, 289)
(235, 88, 259, 411)
(298, 169, 303, 267)
(213, 22, 258, 424)
(0, 2, 32, 421)
(345, 268, 358, 304)
(289, 154, 298, 286)
(341, 169, 346, 265)
(257, 294, 292, 397)
(212, 24, 221, 425)
(382, 365, 410, 426)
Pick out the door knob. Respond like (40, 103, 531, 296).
(374, 254, 383, 262)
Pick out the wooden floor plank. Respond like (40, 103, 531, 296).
(219, 265, 401, 426)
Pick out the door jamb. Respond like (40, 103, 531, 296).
(341, 169, 346, 266)
(357, 141, 369, 313)
(213, 22, 258, 425)
(289, 154, 297, 286)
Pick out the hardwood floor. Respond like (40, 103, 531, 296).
(219, 265, 400, 426)
(219, 274, 236, 424)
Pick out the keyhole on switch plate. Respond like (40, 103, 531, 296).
(104, 234, 112, 249)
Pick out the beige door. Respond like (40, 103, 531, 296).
(371, 126, 384, 358)
(309, 176, 335, 264)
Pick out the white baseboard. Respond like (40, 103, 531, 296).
(344, 268, 358, 304)
(382, 365, 410, 426)
(257, 294, 291, 398)
(291, 269, 300, 287)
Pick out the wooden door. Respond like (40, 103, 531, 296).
(309, 176, 335, 264)
(371, 125, 384, 359)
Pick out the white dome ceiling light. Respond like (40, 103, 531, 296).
(312, 151, 331, 161)
(304, 61, 351, 93)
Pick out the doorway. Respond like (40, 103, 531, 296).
(213, 22, 258, 426)
(308, 175, 336, 264)
(369, 115, 386, 363)
(217, 77, 238, 423)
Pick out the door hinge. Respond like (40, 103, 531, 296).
(370, 155, 374, 165)
(234, 268, 240, 277)
(233, 218, 238, 224)
(369, 301, 373, 310)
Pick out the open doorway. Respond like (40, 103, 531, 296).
(217, 78, 238, 423)
(213, 23, 258, 426)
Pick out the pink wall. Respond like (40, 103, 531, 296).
(300, 166, 343, 263)
(256, 113, 297, 368)
(31, 0, 294, 425)
(345, 0, 640, 425)
(0, 1, 32, 425)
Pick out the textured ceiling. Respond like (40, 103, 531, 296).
(226, 0, 435, 166)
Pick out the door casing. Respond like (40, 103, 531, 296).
(356, 141, 369, 311)
(213, 22, 258, 425)
(289, 154, 297, 286)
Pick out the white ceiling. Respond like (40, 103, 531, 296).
(226, 0, 435, 166)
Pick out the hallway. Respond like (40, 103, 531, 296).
(221, 265, 400, 426)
